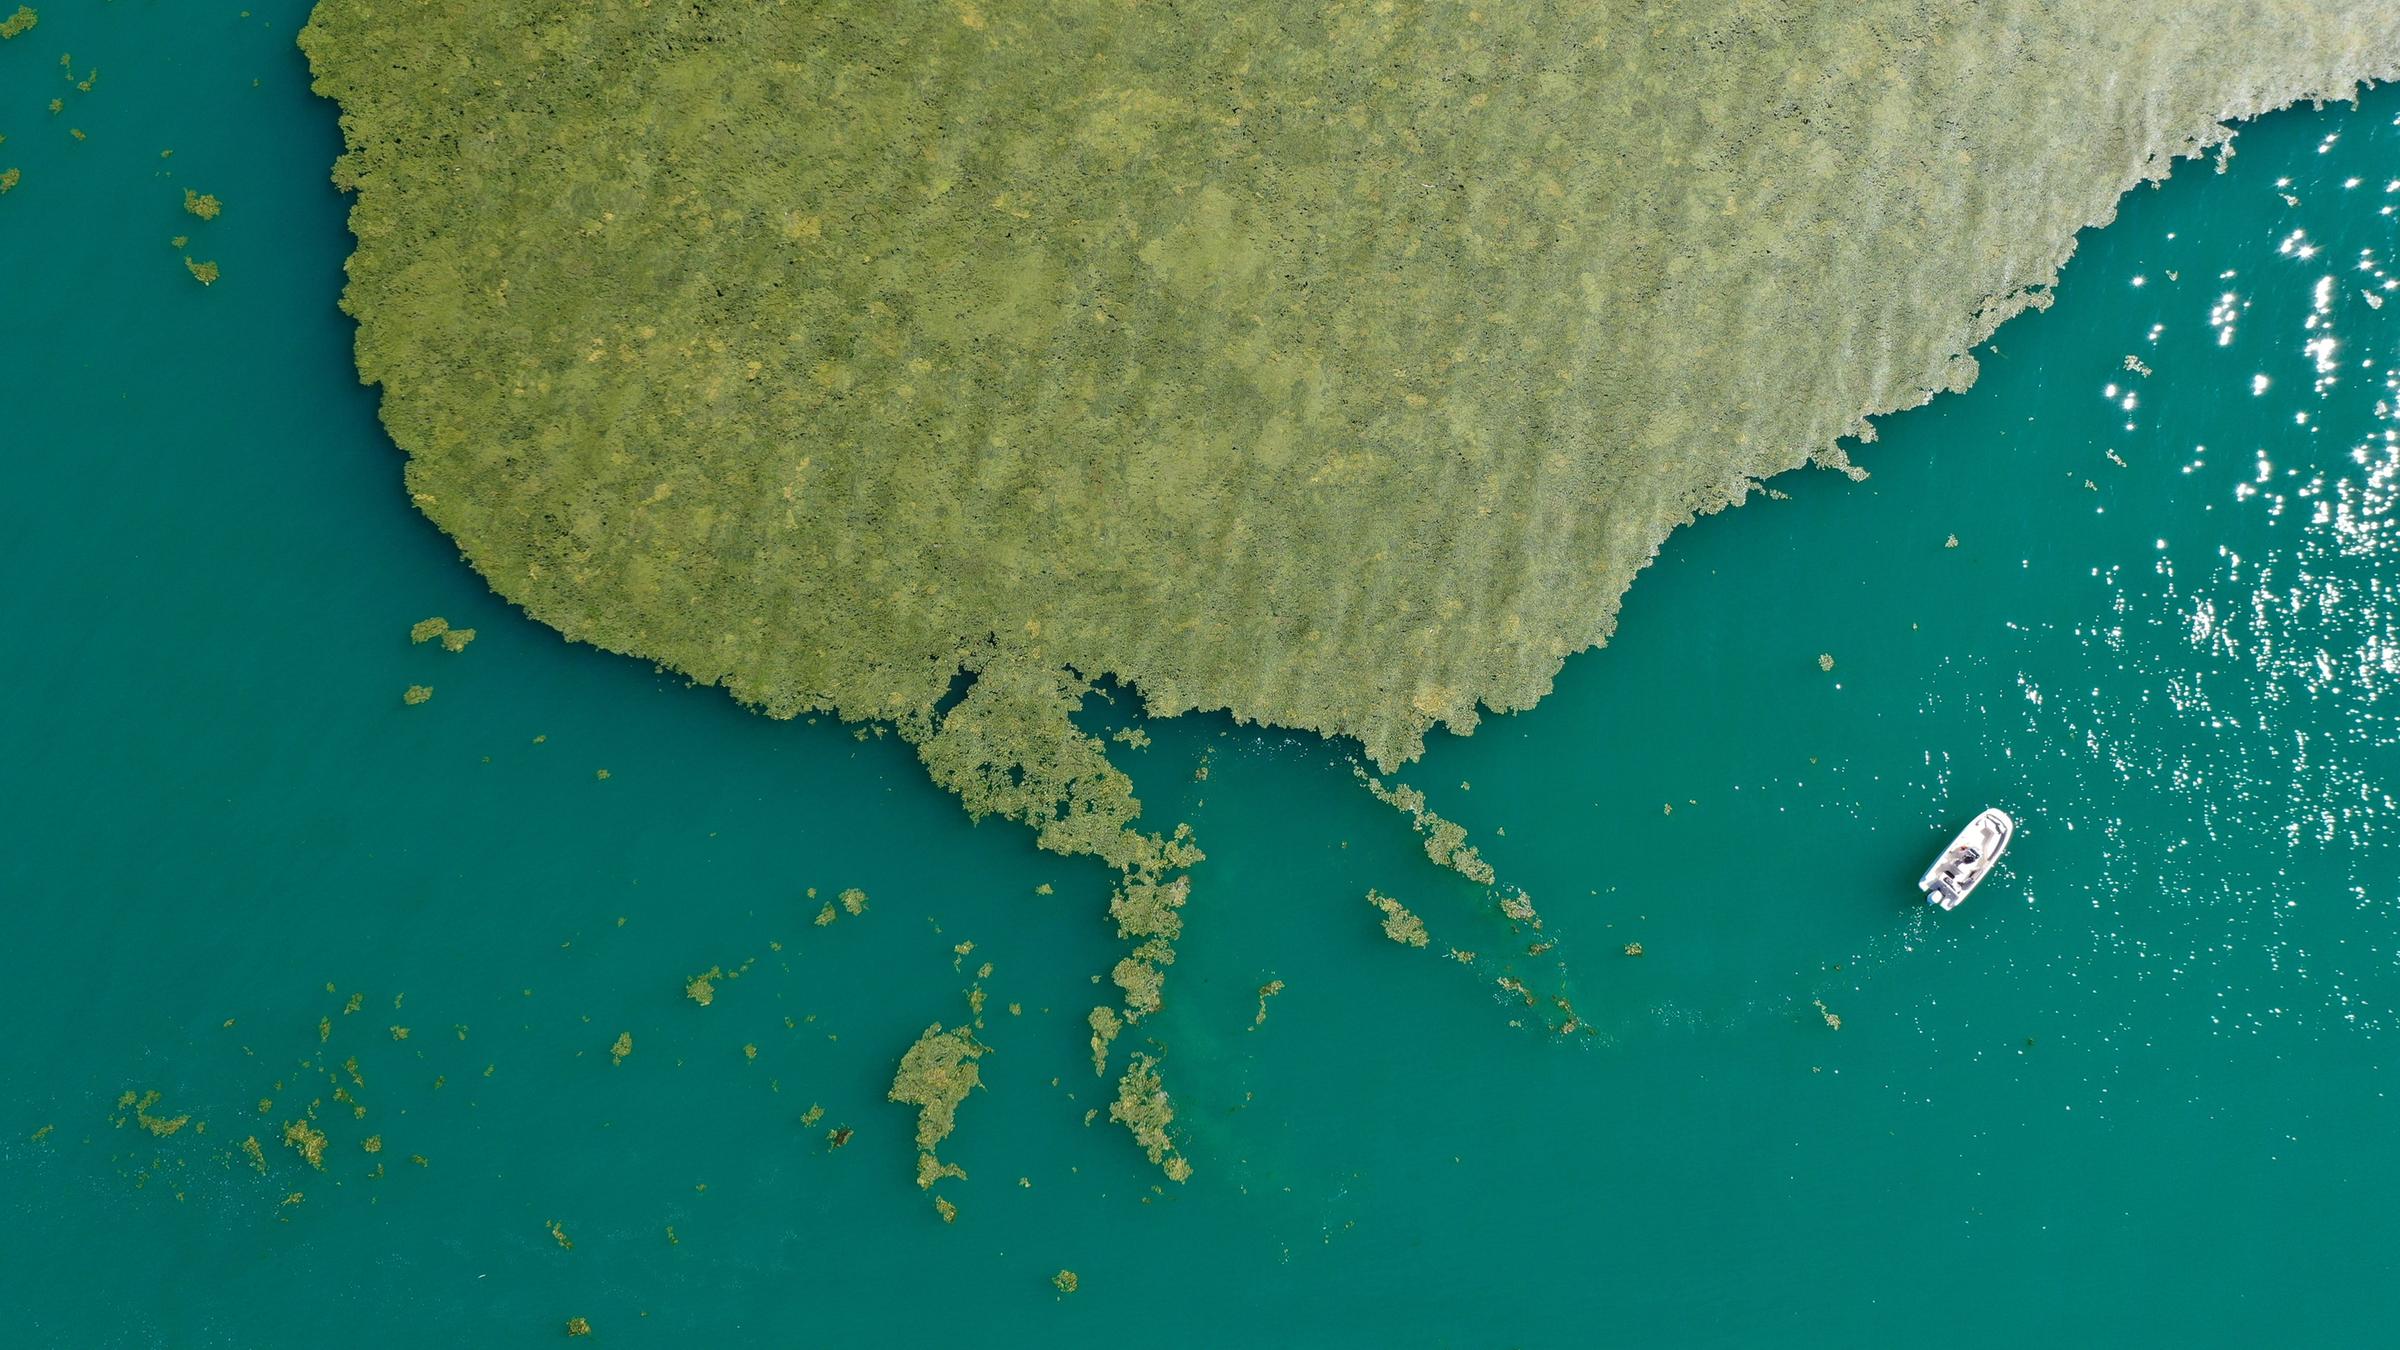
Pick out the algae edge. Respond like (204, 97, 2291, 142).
(296, 2, 2400, 1174)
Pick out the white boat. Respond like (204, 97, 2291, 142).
(1919, 808, 2014, 910)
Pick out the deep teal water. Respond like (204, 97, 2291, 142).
(9, 4, 2400, 1345)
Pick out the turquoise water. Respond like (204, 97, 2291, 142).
(9, 4, 2400, 1344)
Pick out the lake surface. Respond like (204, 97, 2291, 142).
(7, 5, 2400, 1344)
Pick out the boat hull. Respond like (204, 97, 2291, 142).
(1919, 808, 2014, 910)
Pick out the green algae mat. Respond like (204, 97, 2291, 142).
(299, 0, 2398, 772)
(15, 0, 2400, 1343)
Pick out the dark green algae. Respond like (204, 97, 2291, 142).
(297, 0, 2400, 1168)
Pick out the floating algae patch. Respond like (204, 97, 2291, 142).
(1109, 1054, 1191, 1184)
(1367, 890, 1431, 949)
(282, 1119, 327, 1170)
(1102, 866, 1192, 1029)
(1086, 1005, 1120, 1077)
(296, 0, 2400, 1163)
(1252, 979, 1285, 1028)
(1358, 770, 1498, 887)
(297, 0, 2400, 770)
(114, 1089, 190, 1138)
(888, 1022, 985, 1197)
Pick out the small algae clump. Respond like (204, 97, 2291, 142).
(1252, 979, 1285, 1028)
(1108, 875, 1185, 945)
(1110, 957, 1165, 1020)
(1498, 892, 1542, 929)
(115, 1089, 190, 1138)
(1109, 1054, 1190, 1183)
(1086, 1005, 1120, 1077)
(608, 1031, 632, 1065)
(1053, 1270, 1079, 1295)
(1367, 891, 1430, 949)
(1093, 839, 1200, 1042)
(888, 1022, 985, 1193)
(838, 887, 867, 917)
(181, 188, 221, 220)
(566, 1318, 592, 1338)
(1064, 831, 1206, 1130)
(0, 7, 34, 40)
(0, 169, 18, 195)
(683, 966, 721, 1006)
(282, 1119, 327, 1170)
(413, 616, 475, 651)
(182, 257, 218, 286)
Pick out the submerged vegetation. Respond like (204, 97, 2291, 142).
(297, 0, 2400, 1173)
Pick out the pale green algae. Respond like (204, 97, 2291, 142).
(296, 0, 2400, 1172)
